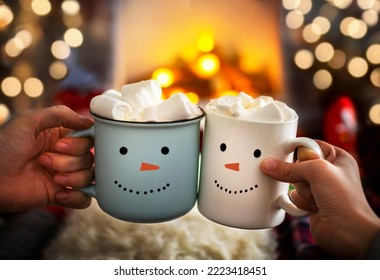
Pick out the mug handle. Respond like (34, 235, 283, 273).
(275, 137, 325, 217)
(68, 127, 97, 198)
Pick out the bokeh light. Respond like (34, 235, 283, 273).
(186, 92, 200, 104)
(61, 0, 80, 16)
(347, 57, 368, 78)
(340, 17, 367, 39)
(312, 16, 331, 34)
(286, 10, 304, 29)
(31, 0, 52, 16)
(302, 24, 321, 43)
(64, 28, 83, 47)
(366, 44, 380, 64)
(370, 68, 380, 87)
(194, 53, 220, 78)
(152, 68, 174, 88)
(1, 77, 22, 97)
(5, 38, 24, 57)
(357, 0, 376, 10)
(24, 77, 44, 98)
(197, 31, 214, 53)
(294, 49, 314, 69)
(51, 40, 71, 59)
(0, 5, 14, 29)
(297, 0, 313, 15)
(0, 104, 10, 124)
(330, 0, 353, 10)
(313, 69, 332, 90)
(315, 42, 334, 62)
(282, 0, 302, 10)
(49, 61, 68, 80)
(328, 49, 346, 69)
(15, 30, 33, 49)
(362, 9, 378, 26)
(369, 103, 380, 124)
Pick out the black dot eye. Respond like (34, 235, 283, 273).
(161, 146, 169, 155)
(253, 149, 261, 158)
(220, 143, 227, 152)
(119, 147, 128, 155)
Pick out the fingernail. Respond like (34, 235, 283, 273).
(56, 142, 69, 153)
(56, 192, 69, 201)
(79, 115, 93, 125)
(262, 158, 277, 171)
(39, 154, 52, 167)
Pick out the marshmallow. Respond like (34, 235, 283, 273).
(274, 101, 297, 121)
(229, 102, 247, 118)
(238, 92, 254, 108)
(102, 89, 122, 99)
(121, 80, 162, 109)
(250, 96, 274, 109)
(90, 95, 132, 121)
(209, 95, 242, 116)
(143, 93, 194, 122)
(245, 102, 284, 122)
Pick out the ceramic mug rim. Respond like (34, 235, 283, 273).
(90, 107, 205, 126)
(205, 110, 299, 125)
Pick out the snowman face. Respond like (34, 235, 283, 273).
(211, 140, 263, 195)
(112, 144, 173, 196)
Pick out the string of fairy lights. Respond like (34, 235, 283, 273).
(282, 0, 380, 124)
(0, 0, 83, 123)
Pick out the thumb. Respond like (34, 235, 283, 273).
(261, 158, 307, 184)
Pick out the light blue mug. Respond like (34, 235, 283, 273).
(71, 110, 205, 223)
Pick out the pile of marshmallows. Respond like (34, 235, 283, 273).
(90, 79, 297, 123)
(206, 93, 297, 122)
(90, 80, 201, 122)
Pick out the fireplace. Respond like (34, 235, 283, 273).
(111, 0, 283, 103)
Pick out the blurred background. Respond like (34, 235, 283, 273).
(1, 0, 380, 185)
(1, 0, 380, 259)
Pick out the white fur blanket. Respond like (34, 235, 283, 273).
(44, 202, 278, 260)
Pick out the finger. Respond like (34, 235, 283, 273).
(39, 152, 94, 173)
(55, 137, 94, 156)
(314, 140, 339, 162)
(293, 181, 313, 200)
(32, 105, 93, 135)
(261, 157, 330, 184)
(54, 167, 94, 188)
(297, 146, 322, 161)
(56, 189, 92, 209)
(289, 189, 318, 212)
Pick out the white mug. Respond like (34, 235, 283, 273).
(198, 111, 324, 230)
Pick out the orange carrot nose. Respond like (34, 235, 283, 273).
(140, 162, 160, 171)
(225, 162, 240, 172)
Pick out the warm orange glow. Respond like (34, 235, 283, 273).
(152, 68, 174, 88)
(197, 31, 214, 52)
(186, 92, 200, 104)
(219, 90, 239, 97)
(194, 53, 220, 78)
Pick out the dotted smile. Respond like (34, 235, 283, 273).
(214, 179, 258, 195)
(114, 180, 170, 196)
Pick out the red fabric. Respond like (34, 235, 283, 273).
(323, 96, 358, 156)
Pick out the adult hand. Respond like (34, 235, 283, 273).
(261, 140, 380, 258)
(0, 105, 94, 212)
